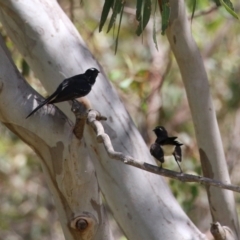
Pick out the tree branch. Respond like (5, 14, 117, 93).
(84, 109, 240, 194)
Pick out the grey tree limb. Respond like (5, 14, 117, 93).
(166, 0, 239, 239)
(83, 108, 240, 194)
(0, 35, 112, 240)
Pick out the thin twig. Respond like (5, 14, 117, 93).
(86, 109, 240, 193)
(190, 5, 218, 19)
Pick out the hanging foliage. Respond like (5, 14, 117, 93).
(98, 0, 238, 52)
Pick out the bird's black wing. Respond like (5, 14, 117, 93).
(150, 143, 164, 163)
(173, 140, 183, 146)
(170, 137, 183, 146)
(48, 78, 75, 103)
(168, 137, 177, 141)
(51, 76, 91, 103)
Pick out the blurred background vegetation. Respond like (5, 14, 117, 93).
(0, 0, 239, 239)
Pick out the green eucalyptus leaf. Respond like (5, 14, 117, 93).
(211, 0, 221, 6)
(190, 0, 197, 23)
(136, 0, 152, 36)
(161, 0, 170, 35)
(221, 0, 234, 10)
(219, 0, 239, 19)
(153, 0, 158, 50)
(107, 0, 123, 33)
(115, 2, 125, 54)
(136, 0, 143, 21)
(99, 0, 114, 32)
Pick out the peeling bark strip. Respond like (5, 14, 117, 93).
(211, 222, 236, 240)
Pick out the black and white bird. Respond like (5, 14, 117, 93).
(150, 126, 183, 172)
(26, 68, 99, 118)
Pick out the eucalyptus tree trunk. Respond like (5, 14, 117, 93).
(0, 0, 221, 239)
(0, 35, 112, 240)
(166, 0, 239, 239)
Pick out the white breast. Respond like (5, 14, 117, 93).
(161, 145, 175, 156)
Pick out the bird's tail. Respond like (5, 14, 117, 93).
(26, 98, 50, 119)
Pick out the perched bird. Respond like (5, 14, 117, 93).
(26, 68, 99, 118)
(150, 126, 183, 172)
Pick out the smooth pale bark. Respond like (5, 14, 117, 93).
(166, 0, 239, 239)
(0, 36, 112, 240)
(0, 0, 205, 239)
